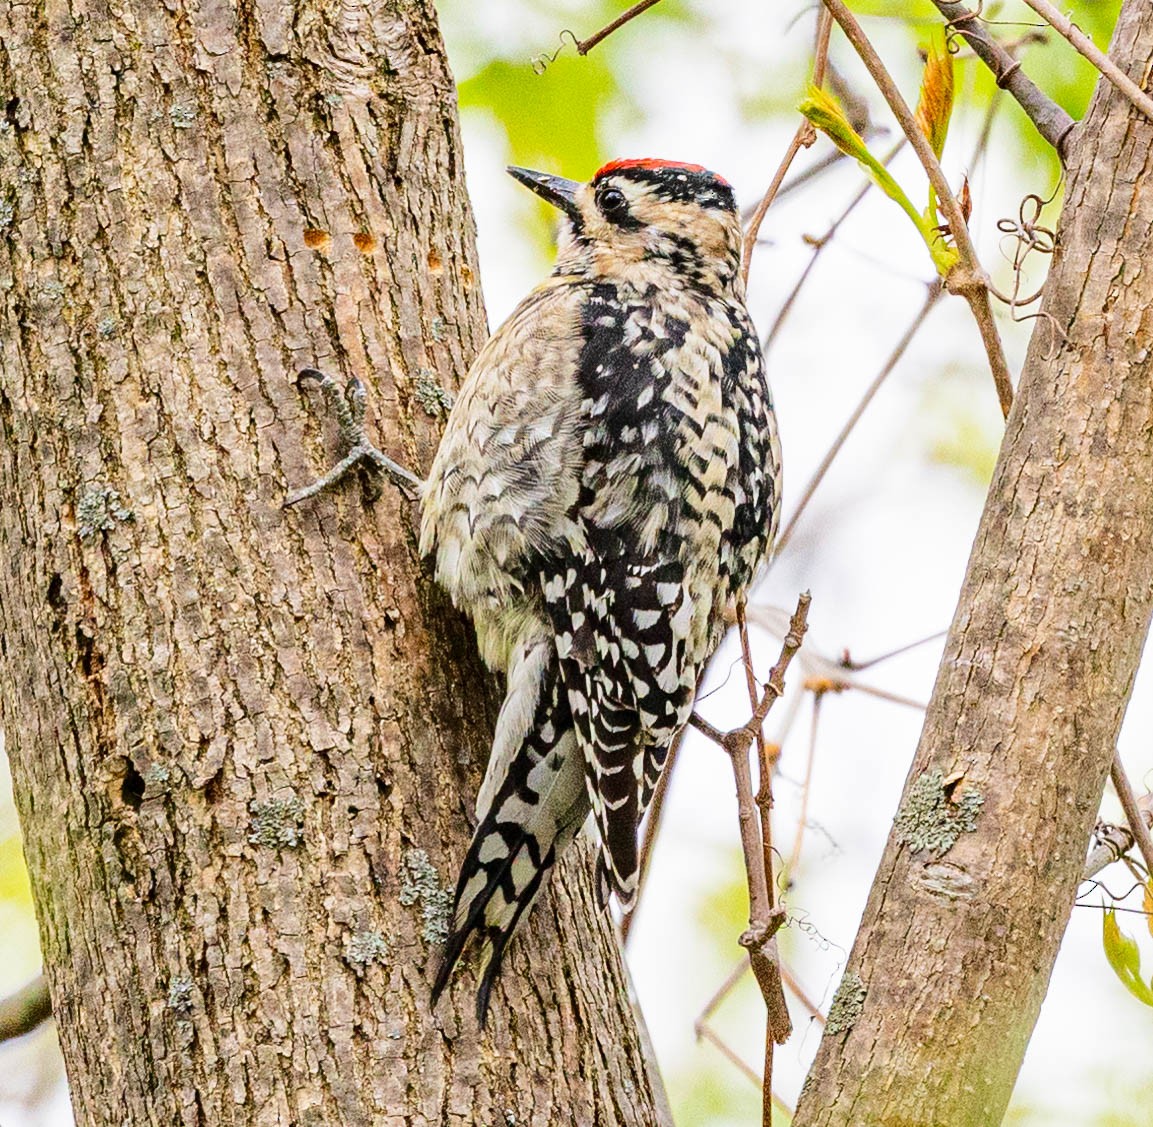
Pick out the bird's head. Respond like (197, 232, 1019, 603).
(509, 159, 742, 295)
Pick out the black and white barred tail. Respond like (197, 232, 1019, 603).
(431, 640, 589, 1024)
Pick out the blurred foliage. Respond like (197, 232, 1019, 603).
(1007, 1074, 1153, 1126)
(668, 853, 765, 1121)
(920, 362, 1000, 484)
(460, 55, 619, 177)
(669, 1063, 762, 1127)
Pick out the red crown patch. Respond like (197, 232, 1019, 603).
(593, 158, 729, 187)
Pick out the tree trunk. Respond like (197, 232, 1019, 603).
(0, 2, 668, 1124)
(794, 5, 1153, 1124)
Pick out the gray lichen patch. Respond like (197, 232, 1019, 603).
(77, 485, 134, 540)
(398, 848, 453, 943)
(146, 763, 172, 787)
(166, 977, 194, 1012)
(169, 103, 197, 129)
(413, 370, 454, 417)
(248, 794, 305, 848)
(346, 929, 390, 973)
(826, 971, 866, 1035)
(894, 768, 985, 857)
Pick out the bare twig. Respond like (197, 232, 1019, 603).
(821, 0, 1014, 417)
(0, 974, 51, 1043)
(693, 593, 810, 1061)
(839, 629, 948, 671)
(571, 0, 665, 55)
(848, 683, 927, 710)
(697, 1020, 762, 1086)
(621, 731, 683, 944)
(774, 282, 943, 555)
(742, 8, 834, 284)
(737, 601, 775, 910)
(1017, 0, 1153, 123)
(695, 1018, 797, 1117)
(763, 140, 907, 352)
(787, 692, 823, 877)
(1110, 752, 1153, 876)
(698, 957, 750, 1026)
(781, 962, 827, 1027)
(930, 0, 1076, 156)
(741, 597, 778, 1127)
(742, 130, 816, 288)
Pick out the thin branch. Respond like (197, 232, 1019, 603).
(695, 1017, 799, 1117)
(703, 594, 811, 1049)
(844, 682, 927, 710)
(740, 599, 777, 1127)
(1110, 752, 1153, 876)
(1016, 0, 1153, 123)
(742, 130, 815, 287)
(746, 64, 880, 221)
(692, 597, 812, 1059)
(572, 0, 665, 55)
(741, 8, 834, 284)
(697, 1020, 762, 1086)
(839, 629, 948, 671)
(737, 601, 775, 910)
(787, 692, 823, 877)
(763, 140, 907, 353)
(780, 962, 827, 1027)
(821, 0, 1015, 418)
(929, 0, 1076, 156)
(774, 282, 943, 556)
(0, 974, 51, 1043)
(621, 731, 683, 944)
(698, 957, 750, 1025)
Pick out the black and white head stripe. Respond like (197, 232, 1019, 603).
(592, 158, 737, 212)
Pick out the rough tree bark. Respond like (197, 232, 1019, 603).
(0, 2, 669, 1124)
(794, 4, 1153, 1124)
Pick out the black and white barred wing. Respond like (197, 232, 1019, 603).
(543, 550, 698, 908)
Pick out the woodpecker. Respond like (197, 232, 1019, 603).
(417, 159, 782, 1023)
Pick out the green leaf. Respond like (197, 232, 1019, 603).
(798, 86, 958, 276)
(1102, 907, 1153, 1007)
(458, 54, 620, 178)
(799, 87, 923, 229)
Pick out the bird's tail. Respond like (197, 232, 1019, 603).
(431, 642, 589, 1025)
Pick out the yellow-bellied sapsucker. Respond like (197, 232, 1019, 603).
(420, 159, 782, 1022)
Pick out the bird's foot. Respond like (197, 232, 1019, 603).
(285, 368, 423, 507)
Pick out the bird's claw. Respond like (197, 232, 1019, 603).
(285, 368, 423, 507)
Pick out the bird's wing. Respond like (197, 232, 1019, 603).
(419, 278, 588, 668)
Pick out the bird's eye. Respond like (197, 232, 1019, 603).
(599, 187, 628, 216)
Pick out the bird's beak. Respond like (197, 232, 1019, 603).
(507, 166, 582, 222)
